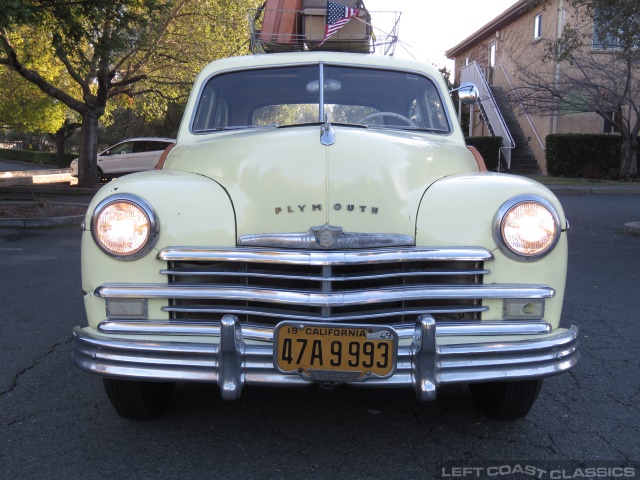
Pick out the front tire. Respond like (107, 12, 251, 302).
(468, 379, 542, 420)
(103, 378, 175, 420)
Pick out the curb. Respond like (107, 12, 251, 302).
(0, 170, 77, 187)
(1, 168, 69, 177)
(548, 185, 640, 195)
(624, 222, 640, 236)
(0, 185, 98, 195)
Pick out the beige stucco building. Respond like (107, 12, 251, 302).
(445, 0, 615, 174)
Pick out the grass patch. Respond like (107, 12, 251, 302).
(0, 202, 87, 219)
(522, 175, 632, 186)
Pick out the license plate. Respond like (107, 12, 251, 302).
(274, 322, 397, 381)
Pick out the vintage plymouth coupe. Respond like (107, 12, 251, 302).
(72, 51, 579, 420)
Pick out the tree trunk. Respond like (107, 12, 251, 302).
(619, 136, 638, 179)
(52, 121, 81, 168)
(631, 137, 638, 177)
(78, 111, 100, 187)
(54, 134, 67, 168)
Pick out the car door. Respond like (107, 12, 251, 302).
(98, 141, 135, 175)
(130, 141, 171, 172)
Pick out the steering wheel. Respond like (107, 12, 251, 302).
(358, 111, 416, 126)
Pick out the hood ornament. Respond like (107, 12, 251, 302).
(320, 113, 335, 146)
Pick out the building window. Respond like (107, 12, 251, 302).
(602, 108, 622, 134)
(489, 41, 496, 68)
(592, 7, 622, 49)
(487, 40, 497, 84)
(593, 24, 621, 49)
(534, 14, 542, 39)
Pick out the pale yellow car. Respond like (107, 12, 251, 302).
(72, 52, 579, 420)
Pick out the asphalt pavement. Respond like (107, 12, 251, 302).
(1, 193, 639, 479)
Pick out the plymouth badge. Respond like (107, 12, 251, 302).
(312, 225, 344, 248)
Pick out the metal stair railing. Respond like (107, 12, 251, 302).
(497, 65, 545, 152)
(461, 62, 515, 169)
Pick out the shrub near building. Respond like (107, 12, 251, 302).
(546, 134, 624, 178)
(0, 148, 75, 167)
(465, 136, 503, 171)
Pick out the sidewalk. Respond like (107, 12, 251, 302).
(0, 159, 78, 188)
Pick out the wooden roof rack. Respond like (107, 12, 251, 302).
(248, 1, 401, 55)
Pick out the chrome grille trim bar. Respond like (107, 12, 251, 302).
(97, 319, 553, 338)
(94, 283, 555, 305)
(160, 304, 488, 321)
(160, 267, 491, 281)
(158, 247, 494, 265)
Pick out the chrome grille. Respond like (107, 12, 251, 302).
(158, 247, 492, 325)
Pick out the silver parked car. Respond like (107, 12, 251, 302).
(70, 137, 175, 181)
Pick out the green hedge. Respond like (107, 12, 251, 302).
(465, 136, 503, 171)
(0, 148, 76, 166)
(546, 134, 621, 178)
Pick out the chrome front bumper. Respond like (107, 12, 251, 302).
(72, 315, 579, 401)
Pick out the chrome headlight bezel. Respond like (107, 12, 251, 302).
(90, 193, 159, 261)
(493, 194, 561, 262)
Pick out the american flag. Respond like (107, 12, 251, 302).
(319, 1, 360, 46)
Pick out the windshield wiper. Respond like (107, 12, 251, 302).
(366, 125, 449, 133)
(330, 122, 368, 129)
(193, 125, 278, 133)
(275, 122, 323, 129)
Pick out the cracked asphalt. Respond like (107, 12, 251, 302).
(0, 194, 638, 480)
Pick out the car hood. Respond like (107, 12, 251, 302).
(164, 126, 478, 240)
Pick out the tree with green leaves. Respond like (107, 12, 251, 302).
(513, 0, 639, 178)
(0, 71, 66, 134)
(1, 0, 258, 186)
(0, 35, 82, 166)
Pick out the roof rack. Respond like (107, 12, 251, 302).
(248, 6, 401, 55)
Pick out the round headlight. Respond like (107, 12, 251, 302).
(494, 195, 561, 261)
(91, 194, 159, 260)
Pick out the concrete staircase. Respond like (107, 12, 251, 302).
(489, 86, 540, 175)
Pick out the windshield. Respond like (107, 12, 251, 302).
(192, 64, 450, 133)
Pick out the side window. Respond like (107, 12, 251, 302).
(193, 86, 229, 131)
(108, 142, 134, 155)
(417, 84, 448, 131)
(146, 141, 172, 152)
(133, 141, 152, 153)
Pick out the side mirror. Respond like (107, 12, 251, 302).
(451, 82, 479, 105)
